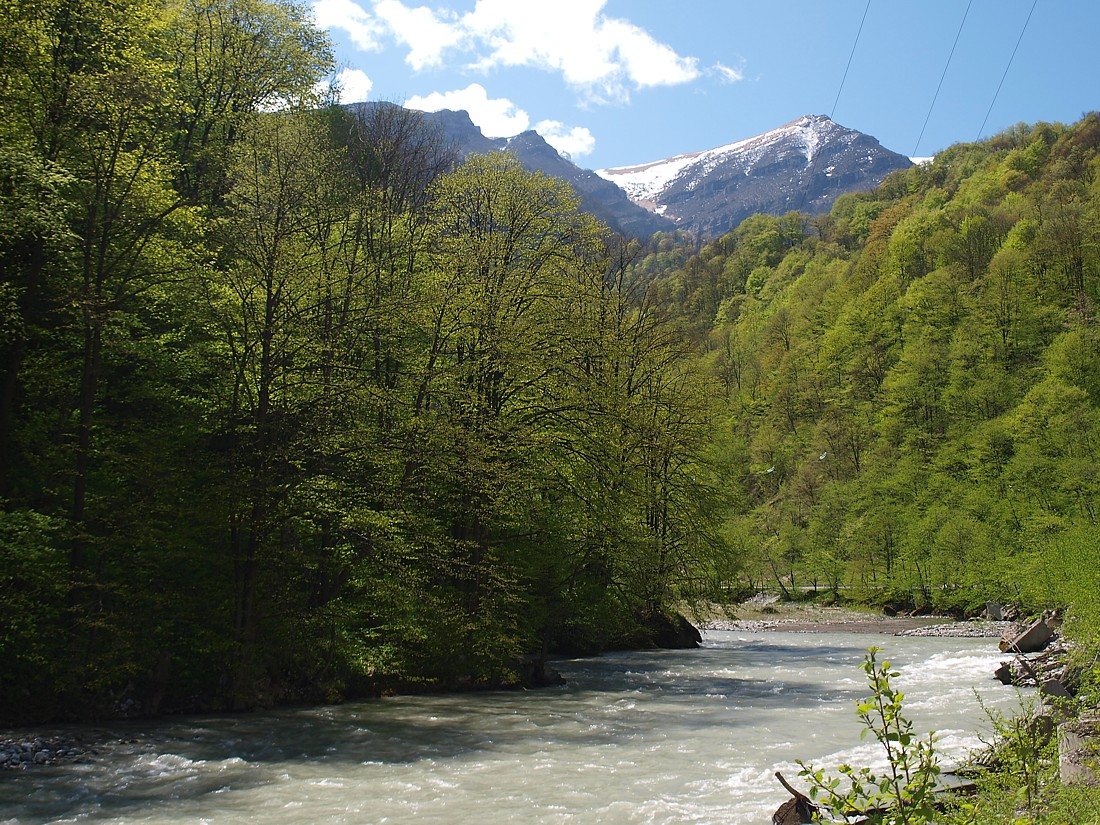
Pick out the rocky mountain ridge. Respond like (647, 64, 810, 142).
(368, 104, 674, 239)
(597, 114, 914, 237)
(355, 104, 913, 239)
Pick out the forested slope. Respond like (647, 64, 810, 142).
(3, 0, 1098, 731)
(0, 0, 722, 723)
(641, 115, 1100, 632)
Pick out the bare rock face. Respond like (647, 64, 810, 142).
(348, 103, 675, 239)
(347, 105, 912, 241)
(999, 618, 1054, 654)
(598, 115, 913, 237)
(1059, 718, 1100, 786)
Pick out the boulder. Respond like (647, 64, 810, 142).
(1059, 718, 1100, 786)
(999, 618, 1053, 654)
(772, 795, 815, 825)
(984, 601, 1004, 621)
(518, 654, 566, 688)
(649, 612, 703, 649)
(1040, 679, 1073, 701)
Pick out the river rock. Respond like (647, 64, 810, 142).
(1041, 679, 1073, 701)
(648, 612, 702, 649)
(999, 618, 1053, 654)
(1059, 718, 1100, 785)
(519, 654, 566, 688)
(897, 621, 1011, 638)
(772, 795, 814, 825)
(772, 772, 818, 825)
(0, 735, 94, 770)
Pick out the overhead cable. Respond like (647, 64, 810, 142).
(831, 0, 872, 119)
(913, 0, 973, 156)
(976, 0, 1039, 141)
(796, 0, 872, 216)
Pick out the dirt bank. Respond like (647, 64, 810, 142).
(692, 601, 1011, 636)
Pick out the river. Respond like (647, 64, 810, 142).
(0, 629, 1023, 824)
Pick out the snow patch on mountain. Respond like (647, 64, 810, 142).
(596, 114, 843, 204)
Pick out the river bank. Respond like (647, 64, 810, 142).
(691, 600, 1014, 637)
(0, 631, 1016, 823)
(0, 603, 1011, 772)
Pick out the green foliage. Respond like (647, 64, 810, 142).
(0, 509, 68, 718)
(639, 112, 1100, 629)
(955, 693, 1055, 822)
(0, 0, 727, 720)
(799, 648, 941, 824)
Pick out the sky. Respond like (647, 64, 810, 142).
(311, 0, 1100, 169)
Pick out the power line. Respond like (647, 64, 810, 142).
(913, 0, 973, 156)
(976, 0, 1039, 141)
(831, 0, 871, 119)
(796, 0, 871, 216)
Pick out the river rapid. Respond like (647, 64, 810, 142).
(1, 629, 1023, 824)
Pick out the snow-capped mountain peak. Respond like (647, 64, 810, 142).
(595, 115, 911, 237)
(597, 114, 842, 204)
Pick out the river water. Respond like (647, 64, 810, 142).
(1, 629, 1023, 824)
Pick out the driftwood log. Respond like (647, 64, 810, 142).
(770, 771, 976, 824)
(771, 772, 818, 825)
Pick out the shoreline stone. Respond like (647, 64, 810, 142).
(702, 616, 1012, 637)
(896, 621, 1014, 638)
(0, 734, 99, 770)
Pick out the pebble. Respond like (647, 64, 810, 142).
(0, 735, 97, 770)
(895, 621, 1014, 638)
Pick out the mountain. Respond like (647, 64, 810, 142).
(427, 108, 675, 238)
(349, 103, 674, 239)
(348, 105, 912, 240)
(596, 115, 913, 237)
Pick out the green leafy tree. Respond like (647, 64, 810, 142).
(799, 648, 941, 824)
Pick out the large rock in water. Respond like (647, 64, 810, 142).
(518, 654, 566, 688)
(999, 618, 1054, 654)
(645, 612, 702, 649)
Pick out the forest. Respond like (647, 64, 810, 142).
(1, 0, 1098, 729)
(636, 113, 1100, 634)
(0, 0, 723, 723)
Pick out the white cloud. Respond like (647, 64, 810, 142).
(712, 61, 744, 84)
(311, 0, 701, 100)
(312, 0, 384, 51)
(535, 120, 596, 158)
(373, 0, 464, 70)
(334, 67, 373, 102)
(404, 86, 596, 157)
(462, 0, 699, 99)
(406, 83, 530, 137)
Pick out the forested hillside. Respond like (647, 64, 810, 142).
(0, 0, 723, 723)
(640, 114, 1100, 633)
(4, 0, 1098, 733)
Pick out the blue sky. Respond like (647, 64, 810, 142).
(312, 0, 1099, 169)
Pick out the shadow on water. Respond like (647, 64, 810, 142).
(2, 696, 731, 822)
(0, 640, 870, 821)
(701, 639, 872, 667)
